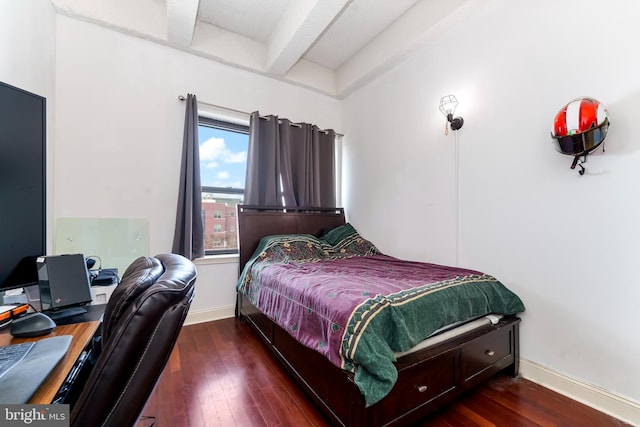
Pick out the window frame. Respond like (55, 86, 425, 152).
(199, 116, 249, 256)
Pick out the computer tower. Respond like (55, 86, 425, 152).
(37, 254, 92, 311)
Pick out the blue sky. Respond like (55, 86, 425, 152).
(198, 125, 248, 189)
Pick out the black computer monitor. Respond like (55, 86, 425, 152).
(0, 81, 46, 295)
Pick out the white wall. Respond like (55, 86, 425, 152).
(54, 16, 342, 316)
(0, 0, 56, 251)
(0, 0, 55, 97)
(343, 0, 640, 407)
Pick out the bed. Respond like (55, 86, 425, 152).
(236, 206, 524, 427)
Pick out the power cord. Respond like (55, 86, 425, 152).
(27, 302, 40, 313)
(86, 255, 102, 271)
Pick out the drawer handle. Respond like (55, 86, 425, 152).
(485, 350, 495, 357)
(416, 385, 428, 393)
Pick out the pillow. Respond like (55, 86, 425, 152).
(320, 223, 379, 257)
(332, 234, 379, 257)
(255, 234, 327, 264)
(319, 223, 358, 246)
(237, 234, 327, 293)
(319, 225, 337, 238)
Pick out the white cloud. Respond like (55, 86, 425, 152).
(225, 151, 246, 163)
(217, 171, 230, 179)
(200, 136, 247, 168)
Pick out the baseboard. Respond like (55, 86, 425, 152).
(520, 358, 640, 426)
(184, 304, 235, 325)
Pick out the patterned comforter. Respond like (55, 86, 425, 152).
(237, 224, 525, 406)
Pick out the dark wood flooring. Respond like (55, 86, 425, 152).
(139, 318, 631, 427)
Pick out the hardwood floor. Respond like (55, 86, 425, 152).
(140, 318, 631, 427)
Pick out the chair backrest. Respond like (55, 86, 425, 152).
(70, 253, 197, 427)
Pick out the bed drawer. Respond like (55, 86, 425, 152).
(460, 325, 513, 383)
(377, 352, 456, 422)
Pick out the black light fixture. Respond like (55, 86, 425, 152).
(439, 95, 464, 135)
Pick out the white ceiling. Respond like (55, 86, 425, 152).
(197, 0, 292, 44)
(197, 0, 420, 70)
(52, 0, 472, 98)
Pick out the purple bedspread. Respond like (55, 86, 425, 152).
(254, 254, 481, 366)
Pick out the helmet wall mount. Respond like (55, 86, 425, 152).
(571, 154, 587, 176)
(551, 97, 610, 176)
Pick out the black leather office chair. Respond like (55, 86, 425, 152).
(70, 253, 197, 427)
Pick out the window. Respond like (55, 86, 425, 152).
(199, 116, 249, 255)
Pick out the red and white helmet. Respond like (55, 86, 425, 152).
(551, 97, 610, 156)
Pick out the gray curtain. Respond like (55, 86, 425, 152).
(172, 94, 204, 259)
(244, 111, 335, 207)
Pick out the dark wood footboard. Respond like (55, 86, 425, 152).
(238, 293, 520, 427)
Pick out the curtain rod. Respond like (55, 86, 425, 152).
(178, 94, 251, 117)
(178, 95, 342, 136)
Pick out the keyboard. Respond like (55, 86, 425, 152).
(0, 341, 35, 377)
(0, 335, 73, 404)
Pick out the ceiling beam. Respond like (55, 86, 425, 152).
(336, 0, 476, 98)
(267, 0, 349, 75)
(167, 0, 200, 47)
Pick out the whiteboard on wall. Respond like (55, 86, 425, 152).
(55, 218, 150, 277)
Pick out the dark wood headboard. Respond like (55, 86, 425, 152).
(237, 205, 346, 274)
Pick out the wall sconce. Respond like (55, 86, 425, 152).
(439, 95, 464, 135)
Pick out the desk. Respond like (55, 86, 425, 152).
(1, 321, 100, 403)
(0, 305, 105, 404)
